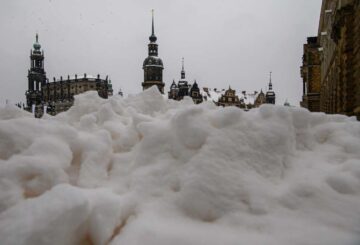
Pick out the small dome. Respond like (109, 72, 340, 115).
(33, 34, 41, 50)
(33, 42, 41, 50)
(149, 34, 157, 43)
(143, 56, 163, 67)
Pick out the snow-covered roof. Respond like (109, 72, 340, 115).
(52, 75, 106, 83)
(200, 88, 224, 102)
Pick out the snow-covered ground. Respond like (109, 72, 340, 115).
(0, 87, 360, 245)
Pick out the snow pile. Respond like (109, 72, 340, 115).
(0, 87, 360, 245)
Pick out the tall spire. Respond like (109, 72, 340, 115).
(149, 9, 157, 42)
(269, 71, 273, 90)
(181, 57, 185, 79)
(152, 9, 154, 36)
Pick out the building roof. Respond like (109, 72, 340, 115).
(143, 56, 163, 67)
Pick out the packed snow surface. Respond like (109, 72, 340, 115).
(0, 87, 360, 245)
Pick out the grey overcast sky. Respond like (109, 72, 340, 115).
(0, 0, 322, 106)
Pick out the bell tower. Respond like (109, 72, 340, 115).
(26, 34, 47, 110)
(142, 10, 165, 93)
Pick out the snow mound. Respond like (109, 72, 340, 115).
(1, 87, 360, 245)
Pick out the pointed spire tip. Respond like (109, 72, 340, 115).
(152, 9, 155, 35)
(149, 9, 157, 42)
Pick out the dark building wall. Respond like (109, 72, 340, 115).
(300, 37, 321, 112)
(28, 75, 110, 117)
(314, 0, 360, 119)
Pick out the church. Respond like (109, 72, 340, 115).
(25, 34, 113, 118)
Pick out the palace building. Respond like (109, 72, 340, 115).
(168, 58, 203, 104)
(25, 34, 112, 118)
(301, 0, 360, 120)
(142, 11, 165, 94)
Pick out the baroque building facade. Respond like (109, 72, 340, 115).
(301, 0, 360, 119)
(142, 11, 165, 94)
(216, 87, 242, 107)
(25, 35, 113, 118)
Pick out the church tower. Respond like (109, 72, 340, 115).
(265, 72, 276, 104)
(142, 10, 165, 93)
(26, 34, 47, 110)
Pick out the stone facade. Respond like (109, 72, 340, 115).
(303, 0, 360, 119)
(300, 37, 321, 112)
(43, 75, 112, 116)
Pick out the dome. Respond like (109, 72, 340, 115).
(149, 34, 157, 43)
(33, 41, 41, 50)
(33, 34, 41, 50)
(143, 56, 163, 67)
